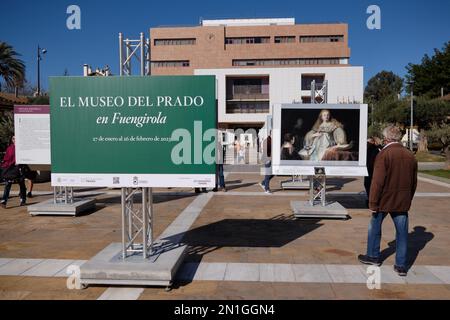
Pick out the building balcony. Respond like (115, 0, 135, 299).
(226, 101, 270, 114)
(227, 93, 269, 100)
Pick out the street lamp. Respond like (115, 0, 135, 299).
(370, 95, 375, 127)
(37, 45, 47, 96)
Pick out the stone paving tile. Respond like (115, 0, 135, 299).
(53, 260, 87, 277)
(0, 259, 44, 276)
(0, 289, 32, 300)
(426, 266, 450, 284)
(272, 282, 336, 300)
(292, 264, 333, 283)
(0, 258, 13, 268)
(325, 264, 367, 283)
(141, 281, 223, 300)
(0, 275, 105, 299)
(404, 266, 444, 284)
(193, 262, 227, 281)
(22, 259, 74, 277)
(224, 263, 259, 282)
(97, 287, 144, 300)
(259, 264, 276, 282)
(273, 264, 296, 282)
(335, 283, 450, 300)
(216, 281, 276, 299)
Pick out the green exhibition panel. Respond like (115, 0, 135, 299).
(50, 75, 216, 188)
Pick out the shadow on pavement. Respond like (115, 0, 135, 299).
(94, 192, 198, 205)
(224, 182, 257, 191)
(379, 226, 435, 270)
(326, 178, 357, 192)
(170, 215, 323, 287)
(326, 193, 368, 209)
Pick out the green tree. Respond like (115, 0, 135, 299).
(27, 95, 49, 105)
(415, 97, 450, 129)
(372, 97, 409, 125)
(426, 123, 450, 169)
(0, 42, 25, 90)
(364, 71, 403, 102)
(405, 41, 450, 98)
(0, 111, 14, 152)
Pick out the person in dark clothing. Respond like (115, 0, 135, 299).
(213, 140, 226, 192)
(24, 166, 37, 198)
(280, 133, 302, 160)
(358, 126, 418, 277)
(364, 137, 381, 203)
(1, 136, 27, 208)
(259, 133, 273, 193)
(292, 118, 305, 152)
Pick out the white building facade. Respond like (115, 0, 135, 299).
(194, 66, 363, 129)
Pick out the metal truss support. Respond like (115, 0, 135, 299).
(53, 186, 74, 204)
(119, 32, 150, 76)
(311, 80, 328, 104)
(121, 187, 154, 259)
(309, 169, 326, 206)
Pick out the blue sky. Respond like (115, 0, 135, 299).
(1, 0, 449, 92)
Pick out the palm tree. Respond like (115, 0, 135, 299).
(0, 42, 25, 91)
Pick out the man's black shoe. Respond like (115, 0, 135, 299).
(394, 265, 407, 276)
(358, 254, 381, 266)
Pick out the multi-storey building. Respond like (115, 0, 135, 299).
(149, 18, 363, 135)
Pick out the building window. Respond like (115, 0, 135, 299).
(151, 60, 190, 67)
(274, 36, 295, 43)
(225, 76, 270, 113)
(226, 101, 270, 114)
(232, 58, 340, 66)
(301, 74, 325, 90)
(225, 37, 270, 44)
(154, 38, 196, 46)
(300, 35, 344, 43)
(226, 76, 269, 100)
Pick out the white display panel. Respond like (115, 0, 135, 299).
(14, 105, 51, 165)
(272, 103, 368, 177)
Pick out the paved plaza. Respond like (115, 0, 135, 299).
(0, 171, 449, 299)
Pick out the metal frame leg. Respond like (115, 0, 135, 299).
(121, 187, 154, 260)
(309, 172, 327, 207)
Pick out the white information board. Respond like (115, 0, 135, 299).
(14, 105, 51, 165)
(272, 103, 368, 177)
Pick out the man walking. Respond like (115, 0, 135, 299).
(358, 125, 418, 276)
(259, 131, 273, 194)
(213, 137, 226, 192)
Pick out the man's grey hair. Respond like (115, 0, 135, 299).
(382, 125, 402, 142)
